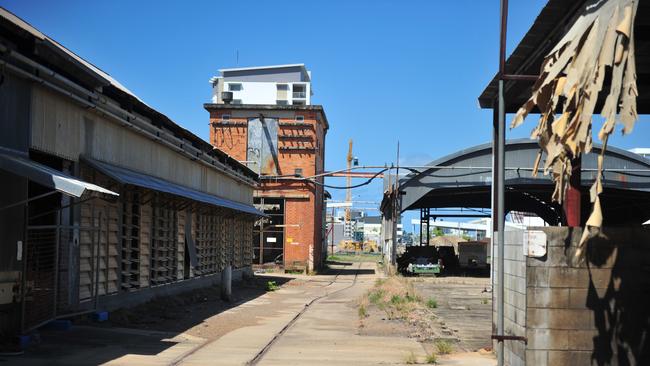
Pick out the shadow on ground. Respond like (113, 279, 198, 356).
(324, 260, 353, 266)
(1, 275, 291, 366)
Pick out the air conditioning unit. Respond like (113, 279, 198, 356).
(221, 91, 233, 104)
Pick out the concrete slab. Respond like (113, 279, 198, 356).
(4, 263, 496, 365)
(2, 326, 205, 366)
(255, 263, 427, 366)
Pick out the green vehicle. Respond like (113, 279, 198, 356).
(406, 257, 442, 276)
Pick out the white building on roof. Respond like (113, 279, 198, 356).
(209, 64, 312, 106)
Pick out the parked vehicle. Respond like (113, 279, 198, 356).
(457, 241, 489, 269)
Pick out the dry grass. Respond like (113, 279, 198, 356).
(358, 303, 368, 318)
(404, 350, 418, 364)
(425, 352, 437, 364)
(435, 340, 453, 354)
(362, 276, 422, 320)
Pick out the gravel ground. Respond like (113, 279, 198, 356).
(357, 275, 493, 355)
(413, 276, 493, 352)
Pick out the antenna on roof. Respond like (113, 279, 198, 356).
(236, 50, 239, 66)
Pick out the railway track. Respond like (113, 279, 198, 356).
(246, 262, 362, 365)
(170, 262, 362, 366)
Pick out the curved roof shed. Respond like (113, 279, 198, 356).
(398, 139, 650, 226)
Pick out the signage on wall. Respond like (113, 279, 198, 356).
(523, 230, 547, 257)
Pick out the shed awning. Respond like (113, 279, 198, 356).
(0, 148, 118, 198)
(83, 157, 264, 216)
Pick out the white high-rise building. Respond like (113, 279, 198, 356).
(209, 64, 312, 106)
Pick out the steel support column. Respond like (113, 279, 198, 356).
(564, 157, 582, 226)
(496, 79, 506, 366)
(425, 208, 430, 246)
(496, 0, 508, 364)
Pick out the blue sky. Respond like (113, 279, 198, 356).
(3, 1, 649, 229)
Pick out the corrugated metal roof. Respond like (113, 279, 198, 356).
(0, 147, 118, 198)
(478, 0, 650, 114)
(396, 139, 650, 225)
(478, 0, 587, 111)
(83, 157, 264, 216)
(0, 7, 259, 181)
(0, 8, 141, 102)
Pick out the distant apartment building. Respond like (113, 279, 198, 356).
(210, 64, 312, 106)
(361, 216, 382, 244)
(206, 64, 328, 272)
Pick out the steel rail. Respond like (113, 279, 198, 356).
(246, 262, 361, 365)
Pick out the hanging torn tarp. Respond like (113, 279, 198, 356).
(510, 0, 639, 256)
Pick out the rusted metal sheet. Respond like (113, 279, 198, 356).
(247, 118, 279, 175)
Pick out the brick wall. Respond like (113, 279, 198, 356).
(497, 226, 650, 365)
(209, 108, 326, 271)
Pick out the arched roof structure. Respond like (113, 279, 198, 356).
(398, 139, 650, 225)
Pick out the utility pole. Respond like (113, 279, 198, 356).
(330, 206, 335, 256)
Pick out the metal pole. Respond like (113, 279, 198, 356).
(105, 206, 110, 296)
(330, 206, 335, 256)
(419, 208, 424, 246)
(391, 142, 400, 266)
(424, 207, 431, 246)
(564, 157, 582, 226)
(259, 197, 264, 265)
(94, 210, 102, 309)
(497, 80, 506, 366)
(20, 204, 28, 333)
(497, 0, 508, 364)
(53, 209, 61, 319)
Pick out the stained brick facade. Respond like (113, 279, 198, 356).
(205, 104, 328, 271)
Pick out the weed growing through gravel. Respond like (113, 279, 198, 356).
(357, 276, 446, 343)
(368, 289, 385, 304)
(358, 304, 368, 318)
(359, 276, 433, 321)
(425, 352, 438, 364)
(435, 340, 453, 354)
(404, 351, 418, 364)
(266, 281, 279, 291)
(426, 298, 438, 309)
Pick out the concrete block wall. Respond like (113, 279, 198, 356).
(493, 228, 528, 366)
(498, 226, 650, 365)
(524, 227, 594, 365)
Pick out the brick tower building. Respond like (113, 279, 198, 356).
(205, 64, 329, 271)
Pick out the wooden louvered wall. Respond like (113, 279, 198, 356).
(78, 167, 120, 302)
(75, 165, 255, 305)
(150, 194, 178, 285)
